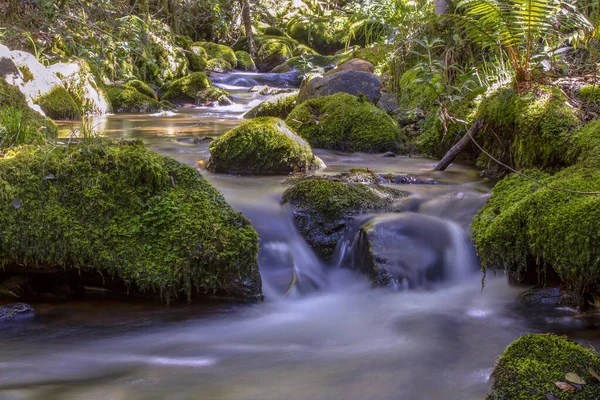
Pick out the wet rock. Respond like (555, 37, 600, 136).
(328, 58, 374, 74)
(193, 136, 214, 144)
(377, 92, 400, 115)
(382, 152, 397, 158)
(520, 287, 575, 307)
(298, 70, 381, 104)
(244, 93, 297, 119)
(256, 39, 292, 72)
(0, 275, 33, 299)
(0, 303, 34, 321)
(249, 86, 295, 96)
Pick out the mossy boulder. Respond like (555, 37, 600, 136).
(126, 80, 157, 100)
(271, 53, 352, 74)
(282, 174, 405, 260)
(235, 50, 256, 71)
(286, 93, 406, 153)
(287, 20, 345, 54)
(488, 334, 600, 400)
(0, 78, 57, 146)
(162, 72, 212, 103)
(192, 42, 236, 69)
(196, 87, 232, 106)
(107, 85, 162, 113)
(0, 140, 262, 301)
(206, 58, 234, 73)
(35, 86, 81, 120)
(292, 44, 319, 57)
(329, 58, 375, 74)
(476, 85, 580, 174)
(185, 51, 207, 72)
(256, 39, 293, 72)
(244, 93, 297, 119)
(298, 70, 381, 104)
(234, 35, 299, 54)
(471, 164, 600, 308)
(263, 26, 287, 36)
(207, 117, 324, 174)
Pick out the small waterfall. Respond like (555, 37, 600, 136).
(333, 212, 479, 290)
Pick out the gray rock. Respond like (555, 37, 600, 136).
(298, 70, 381, 104)
(0, 303, 34, 321)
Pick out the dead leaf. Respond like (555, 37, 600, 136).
(565, 372, 585, 385)
(555, 381, 576, 391)
(588, 366, 600, 382)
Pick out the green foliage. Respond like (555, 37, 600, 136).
(162, 72, 212, 103)
(235, 50, 256, 71)
(193, 42, 237, 68)
(286, 93, 407, 153)
(207, 117, 323, 174)
(0, 140, 260, 301)
(488, 334, 600, 400)
(579, 84, 600, 104)
(36, 86, 81, 120)
(244, 94, 298, 119)
(107, 85, 162, 113)
(472, 165, 600, 307)
(126, 80, 157, 100)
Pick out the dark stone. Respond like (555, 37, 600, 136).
(382, 152, 396, 158)
(298, 70, 381, 104)
(0, 303, 34, 321)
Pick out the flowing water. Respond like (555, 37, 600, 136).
(0, 74, 598, 400)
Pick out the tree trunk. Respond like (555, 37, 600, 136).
(240, 0, 257, 57)
(434, 118, 483, 171)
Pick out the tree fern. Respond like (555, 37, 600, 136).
(455, 0, 592, 82)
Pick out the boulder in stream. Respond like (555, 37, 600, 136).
(0, 140, 262, 302)
(0, 303, 34, 321)
(297, 70, 381, 104)
(244, 93, 297, 119)
(207, 117, 324, 174)
(162, 72, 212, 104)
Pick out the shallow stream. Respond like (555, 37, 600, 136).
(0, 74, 598, 400)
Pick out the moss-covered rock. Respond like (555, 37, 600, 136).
(298, 70, 381, 104)
(471, 164, 600, 308)
(126, 80, 157, 100)
(263, 26, 287, 36)
(196, 87, 232, 106)
(286, 93, 406, 153)
(292, 44, 319, 57)
(234, 35, 299, 54)
(282, 174, 405, 260)
(476, 85, 580, 174)
(185, 51, 207, 72)
(192, 42, 237, 69)
(271, 53, 352, 73)
(244, 93, 297, 119)
(162, 72, 212, 103)
(235, 50, 256, 71)
(352, 45, 393, 69)
(0, 140, 262, 301)
(35, 86, 81, 120)
(206, 58, 234, 73)
(567, 119, 600, 167)
(0, 79, 57, 146)
(488, 334, 600, 400)
(107, 85, 162, 113)
(287, 20, 345, 55)
(207, 117, 324, 174)
(256, 39, 293, 72)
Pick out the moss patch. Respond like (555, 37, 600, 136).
(126, 80, 157, 100)
(207, 117, 324, 174)
(293, 44, 319, 57)
(271, 53, 351, 73)
(0, 140, 261, 301)
(162, 72, 212, 103)
(235, 50, 256, 71)
(488, 334, 600, 400)
(579, 84, 600, 105)
(192, 42, 237, 68)
(286, 93, 406, 153)
(186, 51, 207, 72)
(244, 93, 297, 119)
(256, 39, 293, 72)
(107, 85, 162, 113)
(196, 87, 232, 106)
(206, 58, 234, 73)
(471, 165, 600, 307)
(287, 20, 344, 54)
(36, 86, 81, 120)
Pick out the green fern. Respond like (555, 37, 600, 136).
(455, 0, 592, 82)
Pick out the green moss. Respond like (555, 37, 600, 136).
(207, 117, 323, 174)
(292, 44, 319, 57)
(488, 334, 600, 400)
(282, 175, 404, 259)
(567, 119, 600, 167)
(18, 65, 34, 83)
(185, 51, 207, 72)
(36, 86, 81, 121)
(234, 35, 299, 54)
(472, 165, 600, 307)
(0, 140, 261, 301)
(0, 79, 57, 143)
(235, 50, 256, 71)
(162, 72, 212, 103)
(191, 45, 208, 60)
(192, 42, 237, 68)
(579, 84, 600, 104)
(126, 80, 157, 100)
(286, 93, 406, 153)
(244, 94, 297, 119)
(352, 45, 393, 69)
(271, 53, 352, 73)
(206, 58, 234, 73)
(287, 20, 344, 54)
(174, 35, 194, 51)
(256, 39, 293, 72)
(397, 67, 442, 110)
(196, 87, 232, 106)
(263, 26, 286, 36)
(107, 85, 162, 113)
(476, 85, 580, 173)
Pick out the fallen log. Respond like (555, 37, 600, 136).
(434, 118, 483, 171)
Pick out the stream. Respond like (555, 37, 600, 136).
(0, 73, 598, 400)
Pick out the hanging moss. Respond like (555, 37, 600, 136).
(488, 334, 600, 400)
(472, 165, 600, 307)
(0, 79, 57, 142)
(235, 50, 256, 71)
(0, 140, 261, 302)
(36, 86, 81, 120)
(244, 94, 298, 119)
(162, 72, 212, 103)
(126, 80, 157, 100)
(107, 85, 162, 113)
(207, 117, 324, 174)
(192, 42, 237, 68)
(286, 92, 406, 153)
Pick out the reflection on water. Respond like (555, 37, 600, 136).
(3, 82, 596, 399)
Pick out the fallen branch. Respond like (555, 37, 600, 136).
(434, 118, 483, 171)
